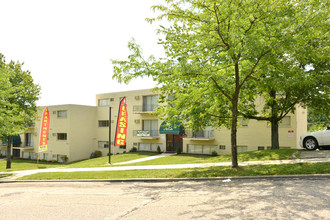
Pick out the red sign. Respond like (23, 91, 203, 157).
(39, 107, 50, 152)
(114, 97, 128, 147)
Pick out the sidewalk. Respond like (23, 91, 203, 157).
(1, 156, 330, 181)
(113, 152, 176, 165)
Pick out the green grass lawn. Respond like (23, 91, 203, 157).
(17, 162, 330, 180)
(0, 149, 297, 172)
(0, 173, 12, 179)
(117, 149, 298, 166)
(0, 152, 158, 172)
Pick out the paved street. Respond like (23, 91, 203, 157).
(1, 177, 329, 220)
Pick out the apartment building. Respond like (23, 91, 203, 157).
(0, 89, 307, 162)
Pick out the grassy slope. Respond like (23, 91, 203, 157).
(0, 152, 158, 172)
(18, 162, 330, 180)
(0, 150, 296, 172)
(116, 149, 298, 166)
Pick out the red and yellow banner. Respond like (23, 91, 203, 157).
(114, 97, 127, 147)
(39, 107, 50, 152)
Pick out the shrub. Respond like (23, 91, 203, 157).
(90, 150, 102, 159)
(130, 147, 137, 152)
(157, 146, 162, 154)
(211, 151, 218, 156)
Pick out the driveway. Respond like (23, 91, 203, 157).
(300, 149, 330, 159)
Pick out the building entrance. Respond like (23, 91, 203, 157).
(166, 134, 183, 152)
(13, 149, 20, 158)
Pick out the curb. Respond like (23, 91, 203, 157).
(1, 174, 330, 184)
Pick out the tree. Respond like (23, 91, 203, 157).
(112, 0, 328, 168)
(242, 9, 329, 149)
(0, 54, 41, 169)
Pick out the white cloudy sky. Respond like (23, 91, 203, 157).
(0, 0, 164, 106)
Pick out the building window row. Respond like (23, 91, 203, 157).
(139, 143, 163, 152)
(98, 98, 116, 106)
(187, 144, 217, 154)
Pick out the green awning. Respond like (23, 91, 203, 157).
(159, 121, 184, 134)
(2, 135, 22, 146)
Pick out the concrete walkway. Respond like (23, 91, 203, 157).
(113, 152, 176, 165)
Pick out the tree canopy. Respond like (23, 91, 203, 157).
(0, 53, 41, 168)
(112, 0, 329, 168)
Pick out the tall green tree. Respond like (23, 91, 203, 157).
(243, 11, 329, 149)
(112, 0, 328, 168)
(0, 54, 40, 169)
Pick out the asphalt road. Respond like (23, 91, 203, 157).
(1, 177, 329, 220)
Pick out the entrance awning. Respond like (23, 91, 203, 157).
(2, 135, 22, 146)
(159, 121, 184, 134)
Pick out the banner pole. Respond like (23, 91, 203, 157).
(109, 107, 112, 164)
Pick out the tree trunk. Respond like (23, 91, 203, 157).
(270, 90, 279, 149)
(6, 136, 12, 169)
(271, 119, 279, 149)
(231, 101, 239, 168)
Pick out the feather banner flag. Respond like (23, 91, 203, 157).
(114, 97, 127, 147)
(39, 107, 50, 152)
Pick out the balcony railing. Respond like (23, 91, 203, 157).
(133, 104, 158, 113)
(185, 130, 214, 139)
(133, 130, 159, 137)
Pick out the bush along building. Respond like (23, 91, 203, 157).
(0, 89, 307, 162)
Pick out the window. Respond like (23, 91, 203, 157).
(57, 110, 67, 118)
(239, 117, 248, 127)
(98, 120, 109, 127)
(139, 143, 163, 151)
(23, 152, 36, 159)
(142, 120, 158, 136)
(279, 116, 291, 126)
(98, 99, 110, 106)
(193, 127, 213, 138)
(57, 133, 67, 140)
(0, 150, 7, 156)
(98, 141, 109, 148)
(258, 146, 265, 150)
(143, 95, 158, 112)
(219, 145, 226, 150)
(267, 116, 291, 127)
(25, 133, 33, 147)
(57, 155, 67, 162)
(187, 144, 217, 154)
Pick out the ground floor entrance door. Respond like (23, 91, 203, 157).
(13, 149, 20, 158)
(166, 134, 183, 152)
